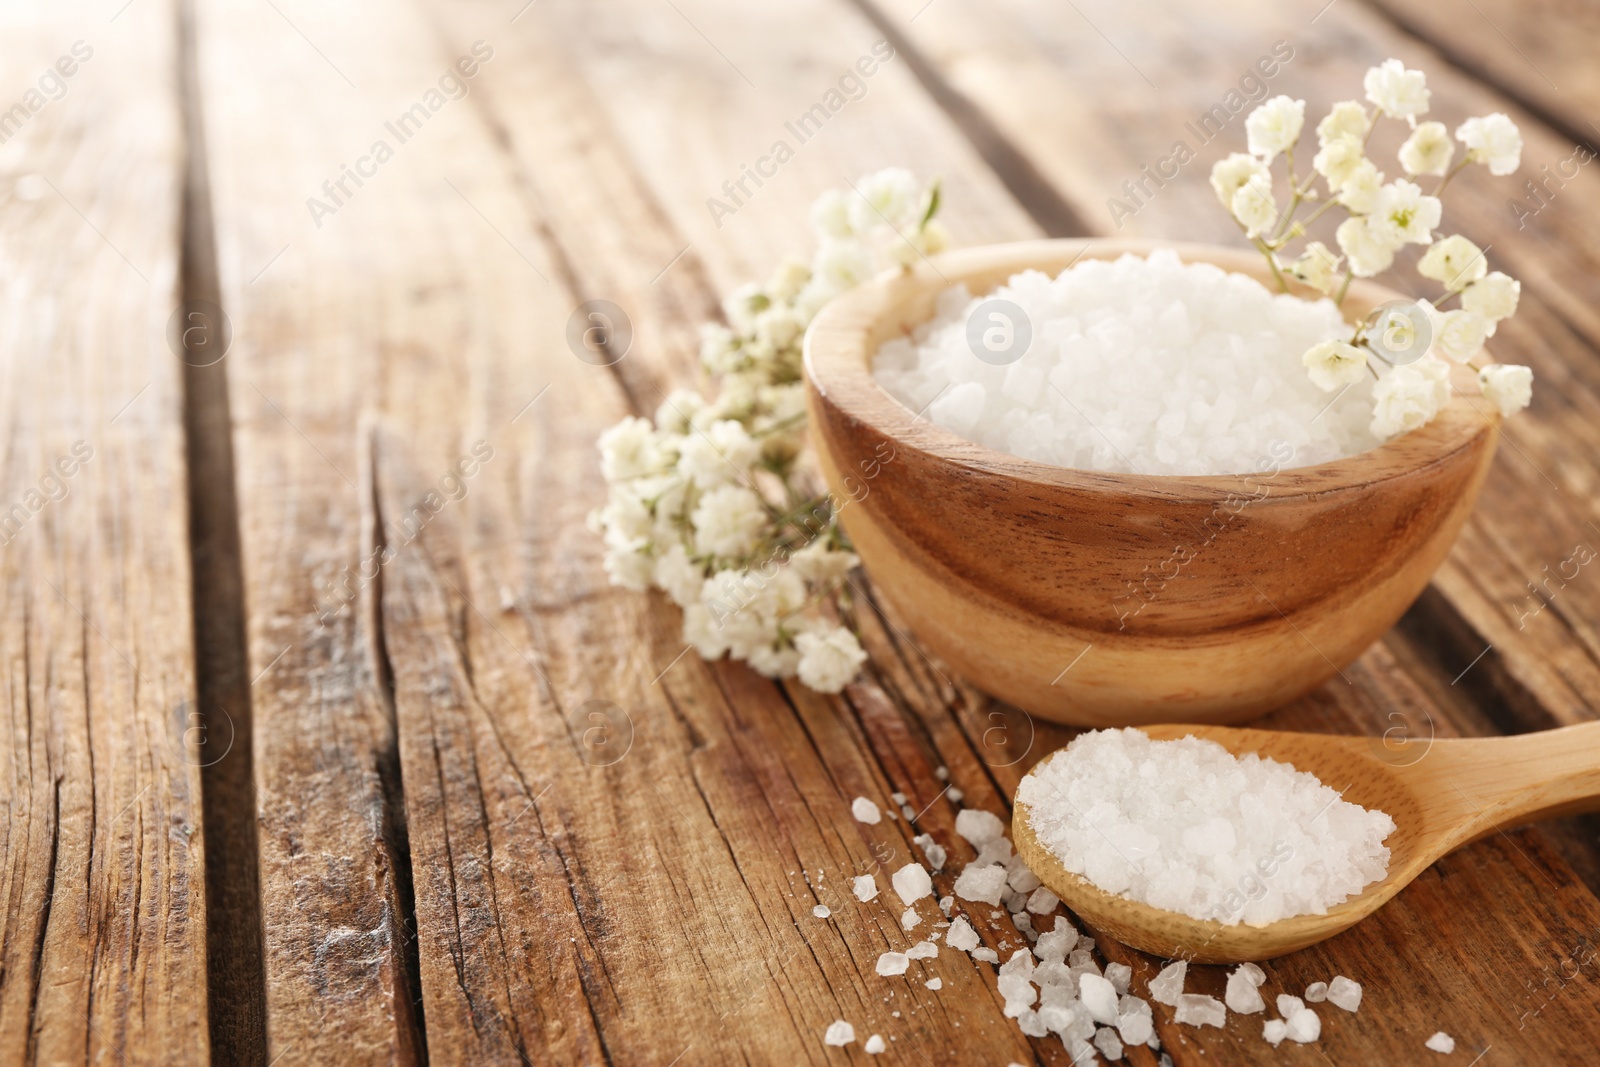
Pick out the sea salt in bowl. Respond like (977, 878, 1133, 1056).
(804, 239, 1501, 725)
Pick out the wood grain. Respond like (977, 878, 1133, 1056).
(0, 1, 207, 1062)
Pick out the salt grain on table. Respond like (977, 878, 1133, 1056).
(1327, 975, 1363, 1012)
(1148, 960, 1187, 1006)
(955, 808, 1004, 846)
(925, 977, 942, 990)
(953, 864, 1009, 906)
(823, 1020, 855, 1047)
(1225, 965, 1266, 1014)
(864, 1033, 886, 1054)
(891, 862, 933, 905)
(1277, 994, 1304, 1018)
(946, 916, 980, 953)
(906, 941, 938, 960)
(1426, 1031, 1456, 1054)
(901, 908, 920, 930)
(1079, 973, 1119, 1024)
(1174, 994, 1226, 1028)
(851, 797, 881, 824)
(1016, 729, 1395, 924)
(812, 905, 830, 919)
(1263, 1019, 1288, 1047)
(1305, 980, 1328, 1002)
(852, 874, 879, 903)
(1285, 1006, 1322, 1043)
(873, 250, 1376, 476)
(876, 952, 910, 976)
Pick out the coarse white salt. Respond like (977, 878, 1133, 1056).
(946, 916, 980, 952)
(906, 941, 938, 960)
(823, 1020, 855, 1046)
(955, 808, 1005, 847)
(971, 947, 999, 964)
(876, 951, 910, 976)
(852, 875, 879, 903)
(1148, 960, 1187, 1006)
(1426, 1031, 1456, 1054)
(1093, 1026, 1124, 1062)
(900, 908, 920, 930)
(1174, 993, 1226, 1028)
(1263, 1019, 1288, 1046)
(947, 787, 964, 804)
(1277, 994, 1304, 1018)
(953, 863, 1009, 906)
(873, 250, 1378, 476)
(892, 862, 933, 905)
(926, 977, 942, 990)
(813, 905, 831, 919)
(1025, 887, 1060, 915)
(852, 797, 882, 824)
(1305, 980, 1328, 1002)
(914, 833, 947, 871)
(864, 1033, 886, 1054)
(1104, 962, 1132, 995)
(1225, 966, 1266, 1014)
(1285, 1006, 1321, 1043)
(1016, 729, 1395, 924)
(1327, 975, 1363, 1012)
(1079, 973, 1119, 1024)
(1117, 1005, 1154, 1046)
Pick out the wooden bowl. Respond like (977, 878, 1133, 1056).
(803, 239, 1500, 725)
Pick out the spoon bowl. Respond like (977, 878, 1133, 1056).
(1013, 722, 1600, 962)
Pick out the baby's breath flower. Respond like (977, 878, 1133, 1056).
(598, 416, 665, 481)
(1462, 271, 1520, 326)
(1398, 121, 1454, 177)
(1245, 96, 1306, 161)
(810, 189, 853, 239)
(1363, 59, 1430, 119)
(1303, 340, 1369, 391)
(1288, 242, 1342, 295)
(1479, 363, 1533, 416)
(1317, 100, 1370, 146)
(1336, 215, 1395, 277)
(1417, 235, 1486, 290)
(691, 484, 768, 559)
(1209, 153, 1270, 207)
(1368, 180, 1441, 246)
(1336, 159, 1384, 214)
(1433, 309, 1489, 363)
(1313, 136, 1366, 189)
(1230, 179, 1278, 237)
(847, 167, 921, 233)
(1371, 357, 1449, 439)
(1456, 113, 1522, 176)
(795, 627, 869, 694)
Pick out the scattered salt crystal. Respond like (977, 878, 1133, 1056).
(1327, 975, 1363, 1012)
(947, 787, 964, 803)
(1286, 1007, 1321, 1043)
(1017, 1009, 1049, 1038)
(972, 947, 999, 964)
(1148, 960, 1187, 1006)
(1236, 962, 1265, 987)
(953, 864, 1009, 905)
(905, 941, 938, 960)
(1026, 887, 1060, 915)
(813, 905, 831, 919)
(1305, 980, 1328, 1002)
(998, 973, 1037, 1017)
(1263, 1019, 1288, 1047)
(852, 797, 881, 824)
(901, 805, 915, 820)
(946, 916, 980, 952)
(1005, 855, 1041, 894)
(955, 808, 1004, 846)
(926, 977, 942, 990)
(901, 908, 920, 930)
(873, 250, 1378, 477)
(1016, 729, 1395, 925)
(892, 863, 933, 905)
(974, 838, 1013, 867)
(823, 1020, 855, 1047)
(1225, 967, 1266, 1014)
(864, 1033, 886, 1055)
(1117, 1006, 1154, 1046)
(1010, 912, 1034, 939)
(914, 834, 947, 871)
(1080, 974, 1120, 1024)
(1174, 994, 1226, 1028)
(935, 765, 949, 781)
(1003, 890, 1027, 914)
(1426, 1031, 1455, 1054)
(876, 951, 910, 976)
(1277, 994, 1304, 1018)
(1094, 1026, 1124, 1061)
(938, 895, 954, 915)
(852, 875, 879, 902)
(1104, 962, 1131, 994)
(892, 792, 907, 805)
(1034, 928, 1077, 963)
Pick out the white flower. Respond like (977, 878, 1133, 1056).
(722, 283, 769, 333)
(1245, 96, 1306, 161)
(766, 257, 813, 303)
(677, 419, 761, 488)
(847, 168, 921, 233)
(655, 388, 706, 434)
(754, 305, 803, 351)
(809, 239, 875, 298)
(653, 543, 705, 608)
(1417, 234, 1487, 290)
(1288, 242, 1342, 295)
(699, 323, 743, 375)
(1369, 180, 1441, 246)
(1313, 136, 1366, 189)
(1399, 121, 1454, 177)
(1336, 215, 1396, 277)
(810, 188, 853, 239)
(1230, 178, 1278, 237)
(1456, 113, 1522, 176)
(1479, 363, 1533, 416)
(1336, 159, 1384, 214)
(789, 539, 859, 584)
(691, 484, 768, 558)
(683, 602, 730, 659)
(795, 626, 868, 693)
(1363, 59, 1430, 119)
(1370, 358, 1449, 439)
(1433, 309, 1489, 363)
(603, 546, 654, 591)
(598, 416, 665, 481)
(1209, 153, 1270, 207)
(1317, 100, 1370, 146)
(746, 640, 801, 679)
(597, 487, 653, 546)
(1462, 271, 1520, 326)
(1303, 340, 1369, 391)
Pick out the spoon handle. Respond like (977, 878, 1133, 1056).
(1428, 722, 1600, 840)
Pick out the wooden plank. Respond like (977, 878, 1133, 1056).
(859, 0, 1600, 734)
(0, 1, 208, 1063)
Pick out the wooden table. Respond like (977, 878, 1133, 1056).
(3, 0, 1598, 1063)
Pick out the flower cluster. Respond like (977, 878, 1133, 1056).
(1210, 58, 1534, 439)
(592, 170, 945, 693)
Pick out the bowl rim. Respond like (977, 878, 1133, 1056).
(803, 237, 1501, 502)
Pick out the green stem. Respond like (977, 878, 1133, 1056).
(1335, 270, 1355, 307)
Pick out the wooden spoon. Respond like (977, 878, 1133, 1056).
(1013, 722, 1600, 963)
